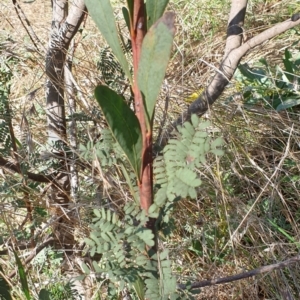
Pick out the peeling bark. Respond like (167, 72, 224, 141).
(45, 0, 86, 249)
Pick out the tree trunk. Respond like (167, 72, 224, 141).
(45, 0, 86, 250)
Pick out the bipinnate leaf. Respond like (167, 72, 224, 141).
(81, 262, 91, 275)
(85, 0, 132, 84)
(93, 261, 102, 273)
(136, 228, 155, 247)
(13, 250, 30, 300)
(211, 137, 224, 148)
(95, 86, 142, 178)
(146, 0, 169, 29)
(138, 12, 175, 127)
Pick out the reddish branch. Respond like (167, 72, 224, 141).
(177, 255, 300, 290)
(131, 0, 153, 213)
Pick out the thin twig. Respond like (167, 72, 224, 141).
(178, 255, 300, 290)
(11, 0, 45, 54)
(0, 155, 54, 183)
(8, 237, 56, 279)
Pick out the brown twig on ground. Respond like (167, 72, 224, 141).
(178, 255, 300, 290)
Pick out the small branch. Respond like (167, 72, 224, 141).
(11, 0, 45, 54)
(162, 11, 300, 143)
(188, 15, 300, 118)
(8, 237, 56, 279)
(0, 155, 53, 183)
(177, 255, 300, 290)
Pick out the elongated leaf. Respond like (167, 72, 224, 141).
(85, 0, 132, 84)
(13, 250, 30, 300)
(122, 7, 131, 33)
(95, 86, 142, 178)
(276, 96, 300, 111)
(126, 0, 133, 20)
(138, 12, 175, 127)
(146, 0, 169, 29)
(238, 64, 265, 82)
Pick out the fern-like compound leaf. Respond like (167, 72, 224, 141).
(154, 186, 168, 207)
(81, 262, 91, 275)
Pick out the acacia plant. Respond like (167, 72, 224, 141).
(88, 0, 175, 232)
(1, 0, 300, 298)
(81, 0, 300, 298)
(81, 0, 220, 298)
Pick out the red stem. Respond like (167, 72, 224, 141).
(131, 0, 153, 213)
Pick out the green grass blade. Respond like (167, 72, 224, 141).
(283, 49, 294, 82)
(85, 0, 132, 84)
(137, 12, 175, 127)
(95, 85, 142, 178)
(267, 219, 300, 248)
(13, 250, 30, 300)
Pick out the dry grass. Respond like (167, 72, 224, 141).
(1, 0, 300, 299)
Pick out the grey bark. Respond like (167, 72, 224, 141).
(45, 0, 86, 248)
(66, 65, 78, 199)
(65, 40, 80, 220)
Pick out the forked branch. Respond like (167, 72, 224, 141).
(164, 0, 300, 141)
